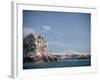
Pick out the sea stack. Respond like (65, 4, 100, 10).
(23, 32, 48, 57)
(23, 32, 59, 63)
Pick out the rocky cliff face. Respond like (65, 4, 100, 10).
(23, 33, 56, 63)
(23, 32, 48, 57)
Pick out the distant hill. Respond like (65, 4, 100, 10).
(51, 50, 90, 55)
(50, 50, 90, 60)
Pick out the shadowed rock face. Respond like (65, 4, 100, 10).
(23, 33, 36, 55)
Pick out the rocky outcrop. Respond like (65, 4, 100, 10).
(23, 32, 48, 56)
(23, 54, 59, 63)
(23, 32, 59, 63)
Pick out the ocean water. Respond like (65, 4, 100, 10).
(23, 59, 91, 69)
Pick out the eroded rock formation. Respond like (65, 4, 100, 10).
(23, 32, 58, 63)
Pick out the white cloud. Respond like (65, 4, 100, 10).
(41, 25, 63, 37)
(43, 25, 51, 31)
(40, 25, 51, 34)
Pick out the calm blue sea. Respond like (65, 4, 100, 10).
(23, 59, 91, 69)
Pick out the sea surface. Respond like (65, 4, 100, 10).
(23, 59, 91, 69)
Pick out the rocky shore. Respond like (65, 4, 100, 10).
(23, 54, 61, 63)
(23, 53, 90, 63)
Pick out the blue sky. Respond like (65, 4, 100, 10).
(23, 10, 91, 54)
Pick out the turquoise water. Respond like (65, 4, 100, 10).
(23, 59, 91, 69)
